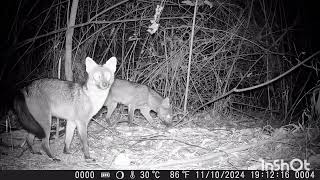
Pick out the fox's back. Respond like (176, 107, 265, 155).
(24, 78, 91, 119)
(106, 79, 163, 109)
(26, 78, 84, 102)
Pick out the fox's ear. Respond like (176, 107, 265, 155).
(162, 97, 170, 108)
(85, 57, 97, 73)
(104, 57, 117, 73)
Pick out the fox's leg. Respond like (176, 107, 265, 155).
(63, 120, 76, 154)
(75, 120, 95, 162)
(41, 137, 60, 161)
(19, 133, 41, 157)
(26, 133, 42, 155)
(105, 101, 117, 126)
(128, 104, 136, 126)
(140, 108, 156, 127)
(27, 100, 60, 161)
(40, 115, 60, 161)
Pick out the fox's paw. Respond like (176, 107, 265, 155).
(52, 157, 61, 162)
(30, 149, 42, 155)
(85, 157, 96, 163)
(128, 122, 137, 127)
(63, 147, 71, 154)
(33, 152, 42, 155)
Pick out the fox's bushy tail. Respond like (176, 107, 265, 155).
(14, 91, 46, 139)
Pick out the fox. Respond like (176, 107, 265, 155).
(104, 79, 173, 127)
(13, 56, 117, 162)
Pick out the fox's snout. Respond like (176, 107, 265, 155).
(99, 81, 110, 89)
(162, 119, 172, 127)
(102, 82, 108, 88)
(159, 114, 173, 127)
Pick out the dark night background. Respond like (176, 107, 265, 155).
(0, 1, 320, 50)
(1, 0, 320, 77)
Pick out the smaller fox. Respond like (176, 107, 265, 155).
(13, 56, 117, 162)
(104, 79, 173, 127)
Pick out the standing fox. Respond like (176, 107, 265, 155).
(104, 79, 173, 127)
(13, 57, 117, 162)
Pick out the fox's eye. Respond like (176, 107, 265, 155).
(93, 72, 102, 80)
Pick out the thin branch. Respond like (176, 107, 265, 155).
(184, 0, 198, 113)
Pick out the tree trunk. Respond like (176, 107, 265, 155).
(65, 0, 79, 81)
